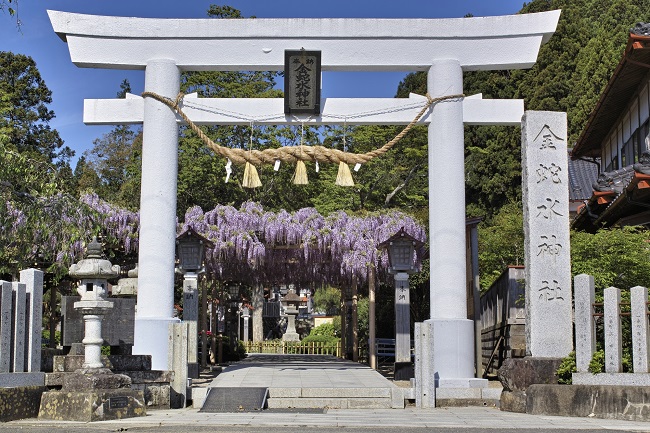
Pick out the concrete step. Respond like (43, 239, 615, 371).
(435, 386, 502, 408)
(266, 397, 393, 409)
(268, 387, 392, 398)
(266, 386, 404, 409)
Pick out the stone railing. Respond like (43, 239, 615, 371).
(0, 269, 44, 384)
(573, 274, 650, 385)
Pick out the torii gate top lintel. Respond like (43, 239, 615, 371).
(48, 9, 560, 71)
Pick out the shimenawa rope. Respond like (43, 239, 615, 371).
(141, 91, 464, 167)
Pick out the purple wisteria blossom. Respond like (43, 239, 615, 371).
(181, 201, 426, 286)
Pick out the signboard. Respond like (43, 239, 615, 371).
(109, 396, 130, 409)
(284, 50, 321, 115)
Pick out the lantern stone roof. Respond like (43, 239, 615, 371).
(176, 227, 215, 249)
(283, 290, 302, 303)
(378, 227, 425, 251)
(69, 237, 120, 280)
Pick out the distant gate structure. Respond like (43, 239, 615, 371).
(49, 9, 560, 393)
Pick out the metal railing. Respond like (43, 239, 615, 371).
(244, 340, 342, 357)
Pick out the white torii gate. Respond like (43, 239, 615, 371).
(49, 11, 560, 386)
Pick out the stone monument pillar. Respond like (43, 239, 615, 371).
(182, 271, 199, 378)
(242, 307, 250, 342)
(521, 111, 572, 357)
(498, 111, 571, 412)
(39, 238, 146, 422)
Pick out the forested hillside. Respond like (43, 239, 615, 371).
(396, 0, 650, 219)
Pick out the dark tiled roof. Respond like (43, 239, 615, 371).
(571, 156, 650, 232)
(567, 151, 599, 201)
(572, 32, 650, 158)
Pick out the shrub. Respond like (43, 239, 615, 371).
(301, 334, 339, 344)
(41, 330, 61, 347)
(556, 351, 576, 384)
(309, 322, 337, 338)
(588, 350, 605, 374)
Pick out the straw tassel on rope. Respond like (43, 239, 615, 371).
(293, 160, 308, 185)
(293, 125, 309, 185)
(242, 122, 262, 188)
(242, 162, 262, 188)
(335, 161, 354, 187)
(335, 120, 354, 186)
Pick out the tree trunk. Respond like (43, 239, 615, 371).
(385, 164, 420, 206)
(368, 266, 376, 369)
(340, 287, 347, 359)
(210, 283, 217, 364)
(200, 279, 207, 368)
(352, 276, 358, 362)
(252, 283, 264, 342)
(49, 279, 57, 349)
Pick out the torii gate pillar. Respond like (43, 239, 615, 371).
(134, 59, 181, 370)
(426, 59, 480, 386)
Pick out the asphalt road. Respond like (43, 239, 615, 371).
(0, 427, 640, 433)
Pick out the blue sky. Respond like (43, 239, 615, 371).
(1, 0, 526, 164)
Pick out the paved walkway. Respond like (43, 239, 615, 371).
(207, 354, 394, 389)
(7, 407, 650, 430)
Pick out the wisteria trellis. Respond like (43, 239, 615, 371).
(5, 193, 426, 284)
(180, 201, 427, 285)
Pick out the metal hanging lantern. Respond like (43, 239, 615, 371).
(379, 227, 424, 274)
(176, 228, 213, 273)
(227, 283, 241, 300)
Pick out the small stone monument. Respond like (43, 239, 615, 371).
(281, 289, 301, 342)
(113, 264, 138, 297)
(39, 238, 146, 422)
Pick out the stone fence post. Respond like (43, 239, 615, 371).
(0, 269, 44, 375)
(631, 286, 650, 373)
(604, 287, 622, 373)
(574, 274, 595, 373)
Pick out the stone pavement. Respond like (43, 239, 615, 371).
(194, 354, 405, 409)
(5, 406, 650, 430)
(207, 354, 393, 388)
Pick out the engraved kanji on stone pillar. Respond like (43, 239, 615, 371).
(522, 111, 572, 358)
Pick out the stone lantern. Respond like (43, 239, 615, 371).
(68, 237, 119, 370)
(379, 228, 424, 380)
(176, 228, 213, 378)
(38, 237, 146, 422)
(281, 288, 302, 342)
